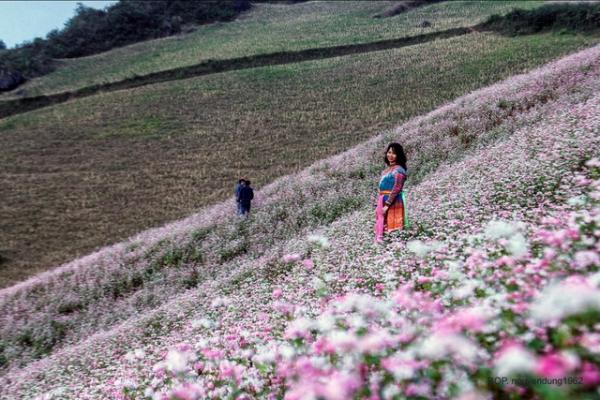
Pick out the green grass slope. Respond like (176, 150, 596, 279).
(0, 0, 542, 98)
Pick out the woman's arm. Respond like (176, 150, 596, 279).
(384, 169, 406, 206)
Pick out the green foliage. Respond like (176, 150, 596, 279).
(190, 227, 212, 243)
(49, 1, 232, 58)
(532, 384, 569, 400)
(226, 269, 256, 292)
(182, 267, 202, 289)
(0, 118, 16, 132)
(142, 315, 165, 337)
(0, 341, 6, 367)
(218, 240, 248, 262)
(480, 3, 600, 36)
(497, 98, 517, 111)
(217, 219, 251, 262)
(0, 37, 54, 78)
(155, 247, 186, 269)
(309, 196, 362, 225)
(57, 299, 83, 315)
(261, 260, 294, 283)
(563, 309, 600, 328)
(15, 320, 70, 359)
(413, 221, 436, 238)
(374, 0, 444, 19)
(528, 337, 546, 352)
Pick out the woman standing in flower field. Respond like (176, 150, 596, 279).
(375, 142, 408, 243)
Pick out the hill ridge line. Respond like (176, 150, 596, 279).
(0, 27, 472, 119)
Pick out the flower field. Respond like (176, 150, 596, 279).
(5, 30, 595, 290)
(1, 39, 600, 400)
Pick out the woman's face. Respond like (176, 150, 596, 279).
(386, 148, 397, 165)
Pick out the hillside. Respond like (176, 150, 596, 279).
(1, 39, 599, 399)
(0, 1, 540, 99)
(0, 0, 253, 93)
(2, 0, 598, 289)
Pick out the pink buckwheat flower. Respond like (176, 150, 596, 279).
(435, 308, 487, 333)
(535, 352, 578, 379)
(580, 332, 600, 354)
(494, 342, 536, 377)
(302, 258, 315, 270)
(316, 372, 362, 400)
(219, 360, 245, 384)
(171, 383, 204, 400)
(405, 382, 431, 397)
(282, 253, 301, 263)
(381, 355, 427, 380)
(574, 251, 600, 269)
(581, 362, 600, 386)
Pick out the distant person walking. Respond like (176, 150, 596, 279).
(239, 179, 254, 216)
(375, 143, 408, 243)
(235, 179, 245, 215)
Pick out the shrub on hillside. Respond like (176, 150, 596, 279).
(45, 1, 252, 59)
(480, 3, 600, 35)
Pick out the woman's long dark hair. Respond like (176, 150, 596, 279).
(384, 142, 407, 171)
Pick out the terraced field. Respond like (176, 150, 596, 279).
(0, 0, 541, 98)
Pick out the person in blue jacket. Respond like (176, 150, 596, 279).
(239, 179, 254, 216)
(235, 179, 245, 215)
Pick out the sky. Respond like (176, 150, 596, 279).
(0, 1, 118, 48)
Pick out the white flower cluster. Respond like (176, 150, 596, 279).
(191, 318, 215, 329)
(156, 349, 197, 375)
(484, 219, 524, 240)
(307, 233, 330, 249)
(494, 345, 536, 377)
(406, 240, 443, 258)
(419, 332, 480, 364)
(529, 281, 600, 322)
(484, 219, 529, 256)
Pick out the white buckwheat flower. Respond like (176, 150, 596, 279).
(530, 280, 600, 322)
